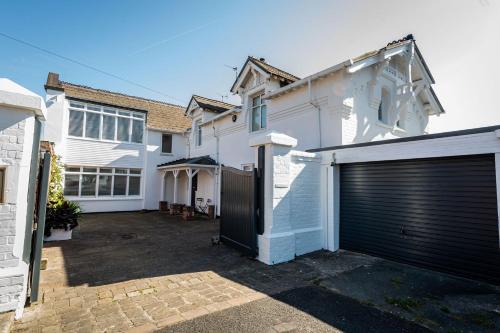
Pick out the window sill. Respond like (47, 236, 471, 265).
(65, 196, 143, 201)
(160, 153, 173, 156)
(67, 136, 145, 146)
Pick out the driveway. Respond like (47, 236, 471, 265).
(10, 212, 499, 333)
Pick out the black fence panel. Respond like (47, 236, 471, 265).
(220, 166, 257, 257)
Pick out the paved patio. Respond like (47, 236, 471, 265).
(9, 212, 499, 333)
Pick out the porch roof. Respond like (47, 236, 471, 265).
(157, 155, 217, 170)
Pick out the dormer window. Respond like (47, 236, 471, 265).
(195, 120, 202, 146)
(251, 93, 266, 132)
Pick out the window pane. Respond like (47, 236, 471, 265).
(81, 174, 96, 196)
(128, 176, 140, 196)
(113, 175, 127, 195)
(130, 169, 141, 175)
(133, 113, 145, 119)
(115, 168, 127, 174)
(162, 134, 172, 153)
(87, 105, 101, 111)
(64, 174, 80, 196)
(102, 115, 115, 140)
(85, 112, 100, 139)
(69, 101, 84, 109)
(260, 104, 267, 128)
(117, 117, 130, 141)
(66, 167, 80, 172)
(252, 95, 261, 107)
(98, 175, 112, 196)
(68, 110, 84, 137)
(118, 111, 130, 116)
(100, 168, 113, 173)
(131, 119, 143, 143)
(82, 167, 97, 173)
(252, 107, 261, 131)
(103, 108, 116, 114)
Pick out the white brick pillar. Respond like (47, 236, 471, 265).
(250, 132, 298, 265)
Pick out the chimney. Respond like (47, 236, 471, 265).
(45, 72, 62, 90)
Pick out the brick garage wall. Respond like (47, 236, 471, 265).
(0, 118, 26, 312)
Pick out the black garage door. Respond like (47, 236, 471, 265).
(339, 154, 500, 285)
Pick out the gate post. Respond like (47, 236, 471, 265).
(250, 132, 298, 265)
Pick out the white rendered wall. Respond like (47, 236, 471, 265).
(0, 107, 35, 316)
(144, 130, 185, 210)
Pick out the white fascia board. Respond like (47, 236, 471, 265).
(328, 131, 500, 164)
(264, 61, 350, 100)
(348, 44, 408, 74)
(422, 88, 444, 115)
(157, 163, 218, 170)
(199, 108, 241, 127)
(231, 62, 270, 94)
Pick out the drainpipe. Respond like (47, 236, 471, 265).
(308, 78, 322, 148)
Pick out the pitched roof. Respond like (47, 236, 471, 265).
(44, 73, 191, 133)
(157, 155, 217, 168)
(231, 56, 300, 92)
(188, 95, 235, 114)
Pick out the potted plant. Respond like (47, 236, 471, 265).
(44, 155, 82, 241)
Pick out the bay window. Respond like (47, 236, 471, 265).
(64, 166, 142, 198)
(67, 101, 144, 143)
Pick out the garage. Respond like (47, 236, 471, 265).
(339, 153, 500, 284)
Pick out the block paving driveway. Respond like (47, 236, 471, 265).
(10, 212, 499, 333)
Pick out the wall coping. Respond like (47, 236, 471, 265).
(249, 131, 297, 148)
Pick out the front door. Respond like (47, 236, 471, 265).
(190, 173, 198, 207)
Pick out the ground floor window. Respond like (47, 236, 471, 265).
(64, 166, 141, 198)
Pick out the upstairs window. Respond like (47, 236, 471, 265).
(378, 88, 390, 124)
(195, 120, 202, 146)
(251, 93, 266, 132)
(162, 134, 172, 153)
(67, 101, 145, 143)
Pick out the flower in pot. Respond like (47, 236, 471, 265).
(44, 200, 81, 241)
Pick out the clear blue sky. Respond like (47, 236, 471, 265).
(1, 0, 499, 132)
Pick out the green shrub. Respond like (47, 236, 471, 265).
(45, 154, 81, 236)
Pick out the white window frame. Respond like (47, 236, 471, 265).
(161, 133, 173, 154)
(67, 101, 145, 144)
(195, 120, 202, 147)
(64, 166, 142, 199)
(250, 92, 266, 132)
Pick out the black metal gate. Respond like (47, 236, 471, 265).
(220, 166, 258, 256)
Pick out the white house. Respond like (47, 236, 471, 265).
(0, 78, 46, 317)
(43, 73, 191, 213)
(43, 35, 443, 218)
(159, 35, 444, 215)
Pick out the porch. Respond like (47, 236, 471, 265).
(157, 156, 219, 215)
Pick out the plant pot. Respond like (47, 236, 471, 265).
(182, 206, 194, 220)
(159, 201, 169, 212)
(44, 228, 73, 242)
